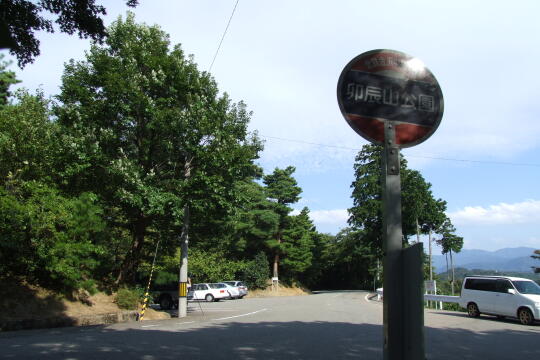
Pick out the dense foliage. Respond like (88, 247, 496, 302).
(0, 0, 138, 67)
(339, 144, 453, 288)
(0, 14, 462, 295)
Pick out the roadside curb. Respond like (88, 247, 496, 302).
(0, 311, 139, 332)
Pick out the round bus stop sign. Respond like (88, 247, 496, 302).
(337, 49, 443, 148)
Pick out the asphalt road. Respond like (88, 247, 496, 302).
(1, 291, 538, 359)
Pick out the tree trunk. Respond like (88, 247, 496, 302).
(273, 234, 281, 279)
(450, 249, 455, 296)
(445, 253, 449, 281)
(116, 215, 147, 285)
(273, 253, 280, 278)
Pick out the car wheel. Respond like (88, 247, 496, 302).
(160, 295, 173, 310)
(205, 294, 214, 302)
(518, 308, 534, 325)
(467, 303, 480, 318)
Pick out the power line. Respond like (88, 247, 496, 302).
(260, 134, 540, 168)
(209, 0, 240, 73)
(262, 135, 360, 151)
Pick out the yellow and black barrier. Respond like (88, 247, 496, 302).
(138, 240, 161, 321)
(138, 292, 150, 321)
(179, 282, 188, 297)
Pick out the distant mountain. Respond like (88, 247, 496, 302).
(432, 247, 537, 274)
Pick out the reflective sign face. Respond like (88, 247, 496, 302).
(337, 49, 443, 147)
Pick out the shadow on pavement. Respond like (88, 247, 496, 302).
(430, 309, 539, 326)
(1, 319, 539, 359)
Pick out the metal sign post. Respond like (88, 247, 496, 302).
(337, 49, 444, 360)
(382, 122, 404, 359)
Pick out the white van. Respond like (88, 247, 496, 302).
(459, 275, 540, 325)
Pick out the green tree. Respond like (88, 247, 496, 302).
(435, 219, 463, 294)
(242, 251, 271, 289)
(348, 144, 447, 287)
(401, 169, 447, 243)
(403, 169, 447, 282)
(281, 207, 315, 281)
(348, 145, 384, 257)
(56, 13, 261, 285)
(326, 227, 377, 289)
(300, 232, 334, 289)
(0, 0, 138, 67)
(0, 90, 108, 291)
(203, 179, 279, 258)
(0, 90, 57, 183)
(0, 54, 20, 105)
(262, 166, 302, 280)
(0, 181, 106, 292)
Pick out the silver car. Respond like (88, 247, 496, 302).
(222, 281, 248, 298)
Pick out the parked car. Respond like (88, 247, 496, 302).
(152, 284, 178, 310)
(220, 282, 241, 299)
(189, 283, 231, 302)
(458, 275, 540, 325)
(222, 281, 248, 298)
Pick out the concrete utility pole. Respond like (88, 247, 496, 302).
(429, 227, 433, 282)
(178, 204, 189, 317)
(178, 156, 192, 318)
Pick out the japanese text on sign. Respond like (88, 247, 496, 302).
(346, 83, 435, 113)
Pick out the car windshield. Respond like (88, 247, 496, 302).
(512, 280, 540, 295)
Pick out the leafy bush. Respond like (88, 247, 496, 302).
(115, 287, 141, 310)
(443, 302, 464, 312)
(242, 252, 270, 289)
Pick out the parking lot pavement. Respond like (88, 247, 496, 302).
(1, 292, 539, 359)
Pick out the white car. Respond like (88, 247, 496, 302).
(220, 283, 240, 299)
(189, 283, 231, 302)
(222, 281, 248, 298)
(459, 275, 540, 325)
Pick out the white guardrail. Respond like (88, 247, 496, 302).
(376, 288, 460, 304)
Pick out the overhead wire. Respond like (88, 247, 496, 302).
(259, 134, 540, 168)
(209, 0, 240, 72)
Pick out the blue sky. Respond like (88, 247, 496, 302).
(4, 1, 540, 253)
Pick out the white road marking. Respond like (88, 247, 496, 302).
(141, 324, 159, 328)
(177, 321, 195, 325)
(212, 308, 268, 321)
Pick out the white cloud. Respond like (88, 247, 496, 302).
(309, 209, 349, 226)
(448, 200, 540, 226)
